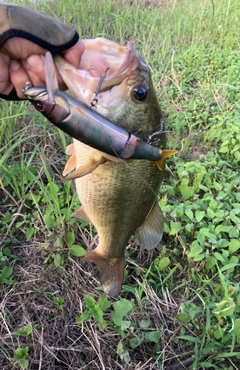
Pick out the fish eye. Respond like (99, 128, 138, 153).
(132, 86, 148, 101)
(34, 102, 44, 112)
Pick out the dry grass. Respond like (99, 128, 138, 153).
(0, 107, 227, 369)
(0, 236, 193, 369)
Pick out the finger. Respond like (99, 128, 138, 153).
(0, 52, 12, 95)
(25, 55, 67, 90)
(9, 60, 30, 99)
(2, 38, 46, 60)
(21, 56, 46, 86)
(62, 40, 85, 68)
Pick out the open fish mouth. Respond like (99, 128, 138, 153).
(54, 38, 149, 106)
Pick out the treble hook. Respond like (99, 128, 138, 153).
(91, 67, 110, 108)
(147, 118, 164, 144)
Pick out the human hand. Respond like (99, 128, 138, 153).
(0, 38, 84, 99)
(0, 4, 84, 100)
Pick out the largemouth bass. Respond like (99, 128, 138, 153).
(55, 38, 171, 297)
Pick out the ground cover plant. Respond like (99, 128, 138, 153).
(0, 0, 240, 368)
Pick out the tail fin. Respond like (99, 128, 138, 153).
(81, 248, 124, 297)
(155, 149, 178, 170)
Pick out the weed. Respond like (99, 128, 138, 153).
(1, 0, 240, 368)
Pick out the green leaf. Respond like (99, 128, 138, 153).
(229, 210, 240, 225)
(139, 319, 151, 328)
(235, 318, 240, 341)
(213, 181, 222, 191)
(157, 256, 170, 271)
(121, 320, 131, 331)
(98, 295, 112, 312)
(98, 319, 108, 331)
(69, 245, 86, 257)
(145, 330, 161, 343)
(3, 247, 11, 257)
(26, 227, 34, 240)
(195, 210, 205, 222)
(219, 146, 228, 153)
(215, 225, 232, 235)
(185, 208, 193, 221)
(207, 207, 215, 219)
(43, 214, 55, 228)
(214, 252, 225, 263)
(214, 325, 223, 339)
(205, 256, 216, 270)
(220, 263, 239, 272)
(213, 298, 236, 318)
(129, 337, 142, 349)
(66, 231, 75, 248)
(76, 311, 91, 325)
(0, 266, 13, 281)
(200, 362, 218, 369)
(117, 341, 131, 364)
(188, 242, 203, 259)
(20, 359, 29, 369)
(14, 324, 34, 337)
(177, 335, 202, 344)
(84, 295, 96, 309)
(53, 254, 64, 268)
(112, 299, 133, 327)
(217, 352, 240, 358)
(169, 221, 182, 235)
(13, 347, 29, 361)
(179, 178, 193, 200)
(229, 239, 240, 254)
(229, 228, 239, 238)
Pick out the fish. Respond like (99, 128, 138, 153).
(23, 65, 176, 168)
(54, 38, 174, 297)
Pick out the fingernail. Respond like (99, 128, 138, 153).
(10, 60, 21, 71)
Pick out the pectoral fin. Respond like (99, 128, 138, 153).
(135, 202, 164, 250)
(65, 143, 75, 155)
(63, 152, 77, 176)
(71, 206, 91, 223)
(63, 143, 76, 177)
(81, 248, 124, 297)
(62, 155, 107, 182)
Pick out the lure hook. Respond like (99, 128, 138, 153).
(91, 67, 110, 108)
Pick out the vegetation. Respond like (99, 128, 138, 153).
(0, 0, 239, 368)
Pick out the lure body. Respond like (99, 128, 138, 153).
(23, 85, 167, 161)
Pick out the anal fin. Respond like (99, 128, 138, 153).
(81, 248, 124, 297)
(135, 202, 164, 250)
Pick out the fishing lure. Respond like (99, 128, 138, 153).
(23, 52, 176, 167)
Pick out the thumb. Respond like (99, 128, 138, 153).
(26, 54, 67, 90)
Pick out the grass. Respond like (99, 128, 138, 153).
(0, 0, 240, 368)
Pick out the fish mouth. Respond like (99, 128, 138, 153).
(54, 38, 148, 106)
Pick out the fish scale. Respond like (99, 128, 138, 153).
(57, 38, 169, 296)
(74, 141, 163, 247)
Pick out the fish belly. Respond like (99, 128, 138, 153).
(73, 139, 163, 257)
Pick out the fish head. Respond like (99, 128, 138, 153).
(54, 38, 165, 146)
